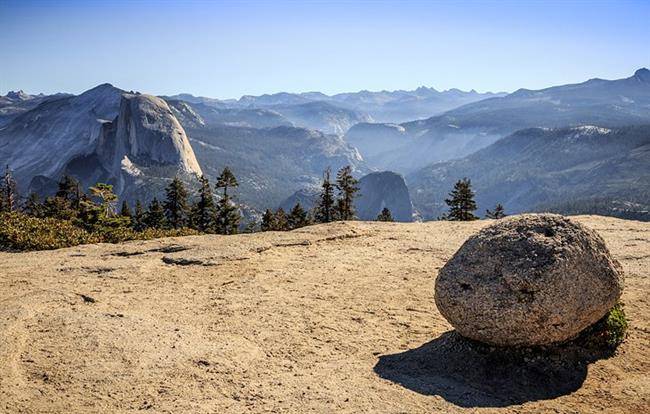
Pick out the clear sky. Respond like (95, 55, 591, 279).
(1, 0, 649, 99)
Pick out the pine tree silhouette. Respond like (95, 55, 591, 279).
(190, 175, 217, 232)
(444, 178, 478, 221)
(145, 197, 166, 229)
(215, 167, 241, 234)
(315, 168, 336, 223)
(133, 200, 146, 231)
(0, 165, 18, 212)
(335, 165, 359, 221)
(376, 207, 394, 222)
(261, 209, 276, 232)
(163, 177, 189, 229)
(485, 203, 507, 219)
(288, 203, 310, 229)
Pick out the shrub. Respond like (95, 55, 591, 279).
(0, 212, 97, 251)
(0, 212, 200, 251)
(581, 303, 628, 349)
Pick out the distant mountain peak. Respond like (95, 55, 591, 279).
(6, 90, 30, 100)
(634, 67, 650, 82)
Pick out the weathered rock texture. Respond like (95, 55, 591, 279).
(435, 214, 624, 346)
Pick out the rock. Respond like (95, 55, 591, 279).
(279, 171, 413, 222)
(434, 214, 624, 346)
(357, 171, 413, 222)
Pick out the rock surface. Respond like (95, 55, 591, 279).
(0, 216, 648, 413)
(357, 171, 413, 222)
(435, 214, 625, 346)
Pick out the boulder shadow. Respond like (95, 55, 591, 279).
(373, 330, 614, 408)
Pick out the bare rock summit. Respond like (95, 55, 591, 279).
(434, 214, 624, 346)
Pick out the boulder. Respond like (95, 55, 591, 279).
(434, 214, 624, 346)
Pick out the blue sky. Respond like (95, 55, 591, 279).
(1, 0, 649, 98)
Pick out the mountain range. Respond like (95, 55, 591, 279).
(2, 68, 649, 221)
(408, 125, 650, 221)
(346, 68, 650, 173)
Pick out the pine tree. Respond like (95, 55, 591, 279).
(120, 201, 132, 218)
(0, 165, 18, 212)
(133, 200, 146, 231)
(163, 177, 189, 229)
(261, 209, 276, 231)
(274, 208, 289, 231)
(486, 203, 506, 219)
(55, 175, 82, 210)
(89, 183, 118, 217)
(444, 178, 478, 221)
(190, 175, 217, 232)
(376, 207, 394, 222)
(23, 192, 45, 217)
(215, 167, 240, 235)
(145, 197, 166, 229)
(288, 203, 309, 229)
(315, 168, 336, 223)
(335, 165, 359, 221)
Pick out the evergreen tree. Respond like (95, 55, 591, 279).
(89, 183, 118, 217)
(133, 200, 146, 231)
(55, 175, 82, 210)
(314, 168, 336, 223)
(0, 165, 18, 212)
(23, 192, 45, 217)
(260, 209, 276, 232)
(190, 175, 217, 232)
(215, 167, 240, 235)
(120, 201, 132, 218)
(163, 177, 189, 229)
(486, 203, 506, 219)
(335, 165, 359, 221)
(444, 178, 478, 221)
(376, 207, 394, 222)
(288, 203, 310, 229)
(274, 208, 289, 231)
(145, 197, 166, 229)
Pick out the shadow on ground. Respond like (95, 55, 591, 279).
(374, 330, 613, 408)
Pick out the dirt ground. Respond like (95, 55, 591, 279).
(1, 216, 648, 413)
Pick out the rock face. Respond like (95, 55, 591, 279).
(434, 214, 624, 346)
(98, 93, 202, 177)
(357, 171, 413, 222)
(0, 84, 202, 202)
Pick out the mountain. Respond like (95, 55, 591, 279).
(279, 171, 414, 221)
(0, 84, 124, 190)
(269, 101, 373, 135)
(356, 171, 413, 222)
(348, 68, 650, 173)
(328, 87, 505, 123)
(182, 122, 366, 211)
(0, 83, 366, 213)
(165, 87, 502, 129)
(0, 84, 202, 201)
(0, 90, 72, 127)
(167, 100, 293, 129)
(408, 125, 650, 220)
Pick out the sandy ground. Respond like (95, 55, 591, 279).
(0, 216, 648, 413)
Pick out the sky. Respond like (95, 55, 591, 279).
(1, 0, 649, 99)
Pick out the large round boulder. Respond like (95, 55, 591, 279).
(434, 214, 624, 346)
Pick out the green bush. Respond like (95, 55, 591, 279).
(581, 303, 628, 349)
(0, 212, 199, 252)
(0, 212, 98, 251)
